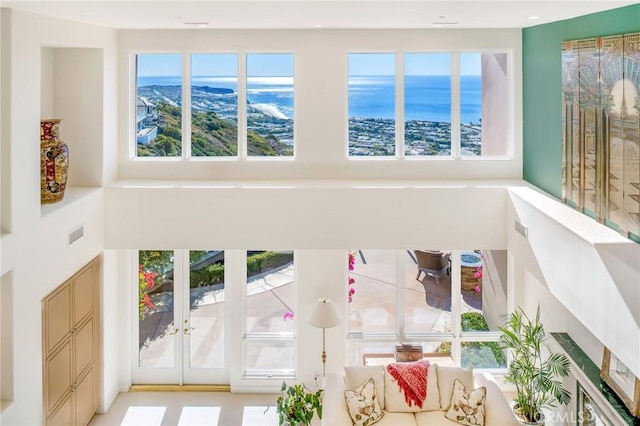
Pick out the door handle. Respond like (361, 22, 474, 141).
(169, 328, 180, 335)
(183, 319, 193, 335)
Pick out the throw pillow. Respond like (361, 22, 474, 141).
(344, 378, 384, 426)
(437, 366, 474, 410)
(345, 365, 386, 409)
(445, 379, 486, 426)
(384, 362, 440, 412)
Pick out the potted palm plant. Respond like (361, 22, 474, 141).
(499, 305, 571, 425)
(276, 381, 323, 426)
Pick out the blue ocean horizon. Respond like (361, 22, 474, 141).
(138, 75, 481, 124)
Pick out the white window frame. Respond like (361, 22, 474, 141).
(346, 249, 508, 372)
(241, 250, 296, 379)
(131, 51, 296, 161)
(347, 50, 513, 160)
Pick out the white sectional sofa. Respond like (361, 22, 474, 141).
(322, 363, 518, 426)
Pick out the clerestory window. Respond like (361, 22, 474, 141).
(348, 52, 509, 158)
(134, 52, 295, 159)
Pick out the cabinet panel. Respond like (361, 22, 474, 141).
(74, 317, 94, 378)
(48, 396, 72, 426)
(43, 256, 100, 426)
(73, 266, 94, 326)
(45, 284, 71, 353)
(74, 366, 96, 426)
(46, 339, 72, 412)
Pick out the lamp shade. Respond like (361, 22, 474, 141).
(308, 297, 341, 329)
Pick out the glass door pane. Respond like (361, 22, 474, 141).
(186, 250, 226, 370)
(137, 250, 177, 369)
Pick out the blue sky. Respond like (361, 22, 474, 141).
(137, 52, 481, 77)
(349, 52, 481, 76)
(137, 53, 294, 77)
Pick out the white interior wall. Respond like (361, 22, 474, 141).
(117, 28, 523, 181)
(3, 5, 636, 421)
(40, 48, 53, 118)
(521, 268, 603, 365)
(1, 9, 12, 235)
(103, 183, 509, 250)
(507, 186, 640, 378)
(53, 48, 104, 187)
(0, 9, 117, 426)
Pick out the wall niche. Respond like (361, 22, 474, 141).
(40, 46, 104, 215)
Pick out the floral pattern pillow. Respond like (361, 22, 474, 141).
(344, 377, 384, 426)
(445, 379, 486, 426)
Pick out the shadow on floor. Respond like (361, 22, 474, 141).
(419, 274, 482, 311)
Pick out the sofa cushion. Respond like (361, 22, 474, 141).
(437, 366, 474, 410)
(376, 411, 418, 426)
(384, 363, 440, 412)
(415, 410, 459, 425)
(445, 379, 486, 426)
(344, 378, 385, 426)
(345, 365, 386, 409)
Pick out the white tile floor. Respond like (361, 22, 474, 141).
(89, 392, 282, 426)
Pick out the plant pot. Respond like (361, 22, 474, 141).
(511, 402, 545, 425)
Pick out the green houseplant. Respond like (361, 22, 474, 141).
(276, 381, 323, 426)
(499, 305, 571, 425)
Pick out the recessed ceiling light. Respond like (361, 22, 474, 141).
(184, 22, 209, 28)
(314, 24, 325, 28)
(528, 16, 541, 20)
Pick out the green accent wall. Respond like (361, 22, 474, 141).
(522, 4, 640, 199)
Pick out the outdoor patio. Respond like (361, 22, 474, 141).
(138, 250, 493, 370)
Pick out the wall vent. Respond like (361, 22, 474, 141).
(515, 220, 528, 239)
(68, 226, 84, 245)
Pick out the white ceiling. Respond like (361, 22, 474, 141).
(2, 0, 637, 30)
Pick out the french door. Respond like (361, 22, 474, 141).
(133, 250, 228, 385)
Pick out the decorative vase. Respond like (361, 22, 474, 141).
(40, 118, 69, 204)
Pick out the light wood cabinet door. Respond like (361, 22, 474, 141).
(74, 366, 96, 426)
(47, 396, 72, 426)
(44, 284, 71, 354)
(73, 265, 95, 327)
(43, 256, 100, 426)
(74, 317, 95, 378)
(45, 339, 73, 413)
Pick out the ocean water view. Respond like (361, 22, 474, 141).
(137, 75, 481, 124)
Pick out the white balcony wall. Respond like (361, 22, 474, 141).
(507, 186, 640, 379)
(0, 9, 118, 426)
(103, 183, 509, 250)
(118, 28, 522, 181)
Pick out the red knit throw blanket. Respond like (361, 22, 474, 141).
(386, 360, 430, 408)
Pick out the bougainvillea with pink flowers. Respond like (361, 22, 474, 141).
(348, 250, 356, 303)
(138, 265, 157, 319)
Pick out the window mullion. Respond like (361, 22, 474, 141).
(396, 250, 405, 339)
(396, 52, 405, 159)
(451, 52, 461, 158)
(183, 53, 192, 159)
(450, 249, 462, 364)
(238, 52, 247, 160)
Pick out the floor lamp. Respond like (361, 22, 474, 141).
(308, 297, 341, 377)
